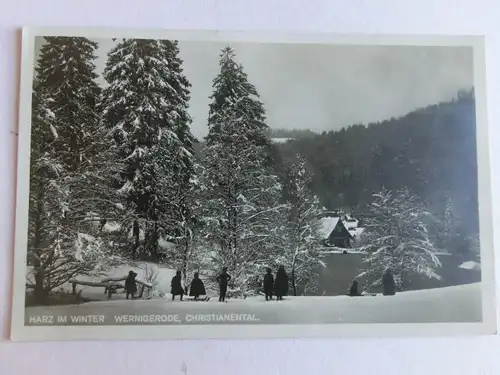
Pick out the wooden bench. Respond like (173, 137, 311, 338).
(69, 277, 153, 300)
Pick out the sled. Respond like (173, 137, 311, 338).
(186, 296, 211, 302)
(346, 293, 377, 297)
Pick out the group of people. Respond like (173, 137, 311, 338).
(169, 268, 229, 302)
(123, 265, 291, 302)
(124, 266, 398, 301)
(263, 265, 289, 301)
(169, 270, 207, 301)
(347, 269, 397, 297)
(170, 265, 291, 302)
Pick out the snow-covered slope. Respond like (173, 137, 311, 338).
(26, 283, 482, 324)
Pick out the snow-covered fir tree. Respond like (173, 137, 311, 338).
(29, 82, 70, 301)
(200, 101, 285, 298)
(28, 38, 122, 301)
(206, 46, 270, 149)
(35, 38, 128, 226)
(35, 37, 102, 171)
(159, 40, 196, 165)
(157, 39, 199, 280)
(100, 38, 196, 259)
(275, 154, 327, 296)
(142, 137, 201, 288)
(357, 187, 442, 290)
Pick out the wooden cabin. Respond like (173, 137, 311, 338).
(320, 214, 365, 248)
(320, 216, 354, 248)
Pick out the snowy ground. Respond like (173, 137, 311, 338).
(458, 260, 481, 271)
(24, 282, 482, 325)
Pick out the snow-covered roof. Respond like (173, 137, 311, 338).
(348, 227, 365, 238)
(320, 214, 366, 240)
(319, 217, 340, 238)
(344, 218, 359, 229)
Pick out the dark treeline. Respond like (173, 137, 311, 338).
(274, 89, 478, 254)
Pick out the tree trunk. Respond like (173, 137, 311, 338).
(152, 221, 159, 259)
(133, 220, 140, 258)
(144, 220, 159, 260)
(400, 268, 406, 291)
(232, 207, 238, 257)
(34, 269, 47, 303)
(182, 239, 189, 294)
(33, 180, 47, 304)
(291, 268, 297, 296)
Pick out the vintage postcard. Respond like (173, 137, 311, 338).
(10, 27, 496, 341)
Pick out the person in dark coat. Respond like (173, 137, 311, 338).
(171, 270, 184, 301)
(274, 265, 288, 301)
(189, 272, 206, 300)
(263, 268, 274, 301)
(348, 280, 362, 296)
(216, 267, 231, 302)
(125, 270, 137, 300)
(382, 269, 396, 296)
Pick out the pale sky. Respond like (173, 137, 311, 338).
(35, 37, 474, 139)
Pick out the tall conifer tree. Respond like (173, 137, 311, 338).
(29, 37, 115, 301)
(200, 47, 284, 297)
(101, 39, 196, 258)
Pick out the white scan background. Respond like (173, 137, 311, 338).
(1, 0, 500, 374)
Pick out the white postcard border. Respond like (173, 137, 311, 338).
(10, 27, 497, 341)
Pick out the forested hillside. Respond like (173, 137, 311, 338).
(274, 90, 478, 253)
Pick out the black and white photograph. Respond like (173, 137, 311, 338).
(10, 28, 496, 340)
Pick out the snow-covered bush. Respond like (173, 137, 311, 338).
(357, 187, 442, 290)
(27, 37, 131, 302)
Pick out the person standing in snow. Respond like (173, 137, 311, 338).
(125, 270, 138, 300)
(348, 280, 362, 296)
(171, 270, 184, 301)
(216, 267, 231, 302)
(382, 269, 396, 296)
(263, 268, 274, 301)
(274, 265, 289, 301)
(189, 272, 206, 301)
